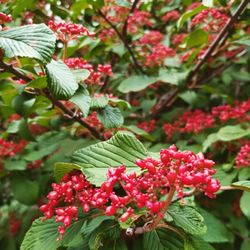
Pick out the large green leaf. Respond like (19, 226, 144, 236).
(70, 86, 91, 117)
(0, 24, 56, 63)
(199, 208, 234, 243)
(185, 29, 209, 48)
(240, 192, 250, 220)
(185, 236, 215, 250)
(118, 75, 157, 93)
(46, 60, 79, 100)
(97, 106, 124, 129)
(21, 219, 61, 250)
(217, 125, 250, 142)
(168, 205, 207, 235)
(71, 132, 148, 185)
(143, 228, 184, 250)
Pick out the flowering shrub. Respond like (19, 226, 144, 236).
(0, 0, 249, 249)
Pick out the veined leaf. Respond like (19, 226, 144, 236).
(232, 181, 250, 192)
(143, 228, 184, 250)
(46, 60, 79, 100)
(168, 204, 207, 235)
(0, 24, 56, 63)
(71, 132, 149, 185)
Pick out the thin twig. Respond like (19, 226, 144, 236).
(121, 0, 140, 37)
(152, 0, 249, 117)
(0, 60, 104, 140)
(97, 9, 145, 74)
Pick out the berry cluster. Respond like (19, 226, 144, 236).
(235, 143, 250, 168)
(163, 99, 250, 139)
(40, 145, 219, 237)
(27, 159, 43, 170)
(0, 138, 27, 158)
(191, 9, 229, 32)
(162, 10, 180, 22)
(139, 31, 164, 46)
(48, 20, 94, 43)
(0, 12, 12, 24)
(137, 120, 156, 133)
(65, 58, 112, 86)
(144, 44, 176, 67)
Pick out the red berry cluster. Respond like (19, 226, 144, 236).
(212, 99, 250, 122)
(99, 28, 117, 42)
(40, 145, 219, 237)
(191, 9, 229, 32)
(162, 10, 180, 22)
(83, 111, 103, 130)
(137, 120, 156, 133)
(139, 31, 164, 46)
(65, 58, 112, 86)
(27, 159, 43, 170)
(48, 20, 94, 43)
(144, 44, 176, 67)
(235, 143, 250, 168)
(0, 12, 12, 24)
(9, 213, 21, 236)
(163, 99, 250, 140)
(0, 138, 27, 158)
(171, 33, 187, 46)
(163, 110, 215, 139)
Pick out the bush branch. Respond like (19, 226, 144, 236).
(0, 60, 104, 140)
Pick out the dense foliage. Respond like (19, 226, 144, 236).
(0, 0, 250, 249)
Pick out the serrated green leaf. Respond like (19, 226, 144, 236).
(70, 86, 91, 117)
(199, 208, 234, 243)
(143, 228, 184, 250)
(185, 236, 216, 250)
(168, 205, 207, 235)
(118, 75, 157, 93)
(54, 162, 81, 182)
(240, 192, 250, 220)
(91, 95, 109, 109)
(72, 132, 148, 185)
(97, 106, 124, 129)
(46, 60, 78, 100)
(21, 219, 61, 250)
(27, 77, 47, 89)
(0, 24, 56, 63)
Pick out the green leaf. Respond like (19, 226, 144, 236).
(168, 205, 207, 235)
(143, 228, 184, 250)
(81, 216, 114, 236)
(118, 75, 157, 93)
(232, 181, 250, 192)
(11, 176, 39, 205)
(71, 69, 90, 82)
(177, 5, 207, 29)
(27, 77, 47, 89)
(241, 239, 250, 250)
(116, 0, 130, 7)
(158, 69, 188, 86)
(240, 192, 250, 220)
(70, 86, 91, 117)
(185, 236, 216, 250)
(202, 133, 218, 152)
(90, 95, 109, 109)
(72, 132, 148, 185)
(199, 208, 234, 243)
(54, 162, 81, 182)
(217, 125, 250, 142)
(21, 219, 61, 250)
(233, 38, 250, 47)
(185, 29, 209, 48)
(109, 98, 131, 110)
(4, 159, 27, 171)
(46, 60, 79, 100)
(179, 91, 198, 105)
(0, 24, 56, 63)
(97, 106, 124, 128)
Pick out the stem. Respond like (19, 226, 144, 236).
(97, 9, 145, 74)
(0, 60, 104, 140)
(63, 41, 68, 61)
(152, 0, 249, 117)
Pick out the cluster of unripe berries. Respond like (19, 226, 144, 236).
(40, 145, 220, 237)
